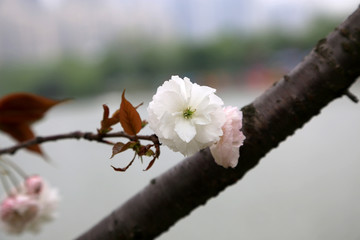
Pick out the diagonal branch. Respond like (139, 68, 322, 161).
(76, 7, 360, 240)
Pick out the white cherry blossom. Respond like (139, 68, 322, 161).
(147, 75, 226, 156)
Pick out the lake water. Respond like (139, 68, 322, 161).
(1, 85, 360, 240)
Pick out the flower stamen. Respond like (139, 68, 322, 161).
(183, 107, 196, 119)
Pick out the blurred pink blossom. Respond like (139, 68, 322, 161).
(25, 175, 43, 195)
(0, 176, 59, 235)
(0, 194, 39, 234)
(210, 106, 246, 168)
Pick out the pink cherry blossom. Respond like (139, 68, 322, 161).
(210, 106, 246, 168)
(0, 175, 59, 234)
(0, 194, 39, 234)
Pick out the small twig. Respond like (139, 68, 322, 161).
(0, 131, 158, 156)
(134, 102, 144, 109)
(344, 90, 359, 103)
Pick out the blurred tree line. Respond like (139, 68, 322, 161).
(0, 16, 341, 98)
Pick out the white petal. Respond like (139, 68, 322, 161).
(158, 112, 176, 139)
(172, 75, 191, 101)
(155, 91, 185, 115)
(209, 93, 224, 106)
(174, 118, 196, 143)
(189, 83, 215, 108)
(147, 75, 227, 156)
(192, 114, 211, 125)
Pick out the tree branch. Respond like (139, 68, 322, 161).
(76, 7, 360, 240)
(0, 131, 158, 155)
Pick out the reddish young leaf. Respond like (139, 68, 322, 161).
(98, 105, 121, 134)
(0, 93, 65, 124)
(118, 90, 142, 135)
(0, 123, 42, 154)
(111, 153, 136, 172)
(99, 104, 111, 133)
(0, 93, 65, 154)
(143, 157, 157, 171)
(109, 109, 121, 125)
(110, 141, 133, 158)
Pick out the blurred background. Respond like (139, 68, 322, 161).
(0, 0, 358, 97)
(1, 0, 360, 239)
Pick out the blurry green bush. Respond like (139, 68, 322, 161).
(0, 16, 341, 98)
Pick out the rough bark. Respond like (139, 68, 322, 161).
(76, 7, 360, 240)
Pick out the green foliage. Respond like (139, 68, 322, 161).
(0, 16, 342, 97)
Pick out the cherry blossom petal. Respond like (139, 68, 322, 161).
(210, 106, 246, 168)
(174, 118, 196, 143)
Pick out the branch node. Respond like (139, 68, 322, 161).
(36, 136, 44, 143)
(83, 132, 95, 141)
(74, 131, 83, 139)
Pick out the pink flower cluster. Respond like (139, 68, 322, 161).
(210, 106, 246, 168)
(0, 175, 59, 234)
